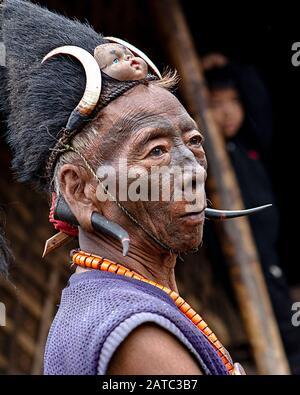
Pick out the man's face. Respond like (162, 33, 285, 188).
(209, 88, 245, 138)
(90, 84, 207, 253)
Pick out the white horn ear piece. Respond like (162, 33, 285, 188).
(104, 36, 162, 79)
(42, 45, 102, 130)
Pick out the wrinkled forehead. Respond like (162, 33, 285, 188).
(103, 84, 197, 131)
(95, 85, 199, 155)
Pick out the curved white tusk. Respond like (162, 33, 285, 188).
(42, 46, 102, 124)
(205, 204, 272, 219)
(104, 36, 162, 79)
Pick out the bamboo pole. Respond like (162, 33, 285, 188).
(151, 0, 290, 374)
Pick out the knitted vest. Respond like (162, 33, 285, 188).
(44, 270, 229, 375)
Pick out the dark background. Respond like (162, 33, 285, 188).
(182, 2, 299, 283)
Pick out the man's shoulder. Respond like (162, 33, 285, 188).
(66, 270, 174, 306)
(51, 270, 181, 345)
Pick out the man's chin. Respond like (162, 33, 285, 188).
(162, 218, 204, 253)
(167, 232, 203, 254)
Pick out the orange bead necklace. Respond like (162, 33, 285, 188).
(72, 250, 241, 375)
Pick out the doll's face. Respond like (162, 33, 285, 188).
(94, 43, 148, 81)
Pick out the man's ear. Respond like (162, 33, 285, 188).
(58, 163, 99, 232)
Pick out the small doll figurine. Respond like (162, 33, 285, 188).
(94, 43, 148, 81)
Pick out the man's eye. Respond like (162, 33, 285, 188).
(188, 135, 202, 146)
(150, 146, 166, 157)
(113, 58, 119, 64)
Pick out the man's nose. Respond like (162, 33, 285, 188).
(172, 163, 206, 203)
(184, 161, 206, 184)
(173, 147, 206, 190)
(173, 144, 205, 168)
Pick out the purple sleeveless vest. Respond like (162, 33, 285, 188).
(44, 270, 229, 375)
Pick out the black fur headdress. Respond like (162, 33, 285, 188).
(0, 0, 155, 189)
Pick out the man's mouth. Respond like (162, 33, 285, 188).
(179, 206, 207, 224)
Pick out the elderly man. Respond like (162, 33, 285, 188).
(52, 82, 213, 375)
(1, 0, 266, 375)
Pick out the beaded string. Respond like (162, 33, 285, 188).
(72, 250, 235, 374)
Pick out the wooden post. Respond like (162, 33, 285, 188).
(151, 0, 290, 374)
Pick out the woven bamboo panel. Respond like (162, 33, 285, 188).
(0, 140, 76, 374)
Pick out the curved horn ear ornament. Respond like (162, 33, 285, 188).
(104, 36, 162, 79)
(42, 46, 102, 131)
(91, 213, 130, 257)
(204, 204, 272, 220)
(53, 195, 130, 256)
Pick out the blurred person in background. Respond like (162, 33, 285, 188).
(203, 53, 300, 374)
